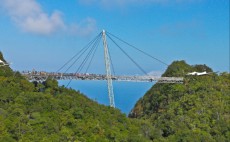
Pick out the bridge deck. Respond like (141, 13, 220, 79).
(21, 72, 183, 83)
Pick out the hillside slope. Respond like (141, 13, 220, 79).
(129, 61, 230, 141)
(0, 52, 150, 142)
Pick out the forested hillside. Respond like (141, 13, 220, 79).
(0, 52, 151, 142)
(129, 61, 230, 141)
(1, 51, 229, 142)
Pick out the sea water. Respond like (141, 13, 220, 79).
(58, 80, 154, 115)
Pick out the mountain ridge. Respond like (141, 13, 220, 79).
(129, 60, 230, 141)
(1, 52, 229, 141)
(0, 52, 150, 142)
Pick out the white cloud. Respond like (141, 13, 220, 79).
(1, 0, 96, 36)
(79, 0, 202, 7)
(79, 0, 140, 7)
(79, 0, 163, 6)
(69, 18, 97, 36)
(1, 0, 65, 35)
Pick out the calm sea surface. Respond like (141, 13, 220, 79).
(58, 80, 154, 115)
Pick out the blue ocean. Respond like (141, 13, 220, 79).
(58, 80, 154, 115)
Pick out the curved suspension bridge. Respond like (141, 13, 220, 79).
(20, 30, 183, 108)
(21, 72, 183, 83)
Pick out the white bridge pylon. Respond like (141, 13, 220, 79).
(102, 30, 115, 108)
(21, 30, 184, 108)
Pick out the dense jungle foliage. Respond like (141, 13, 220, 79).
(1, 51, 229, 142)
(129, 60, 230, 141)
(0, 52, 151, 142)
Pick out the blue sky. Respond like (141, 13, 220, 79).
(0, 0, 229, 75)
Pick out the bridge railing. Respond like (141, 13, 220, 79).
(21, 71, 183, 83)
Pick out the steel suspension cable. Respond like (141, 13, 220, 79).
(107, 32, 169, 66)
(107, 34, 148, 75)
(56, 33, 102, 73)
(78, 35, 101, 73)
(108, 47, 116, 75)
(66, 34, 102, 87)
(85, 37, 101, 73)
(63, 33, 102, 74)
